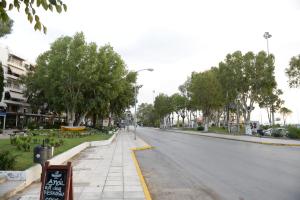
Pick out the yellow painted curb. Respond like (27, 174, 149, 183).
(131, 146, 153, 200)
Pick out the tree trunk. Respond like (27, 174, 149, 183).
(226, 106, 230, 133)
(271, 105, 275, 126)
(67, 109, 75, 126)
(74, 112, 88, 126)
(244, 111, 252, 135)
(204, 116, 209, 132)
(92, 114, 97, 127)
(177, 114, 180, 128)
(187, 111, 190, 128)
(266, 108, 271, 125)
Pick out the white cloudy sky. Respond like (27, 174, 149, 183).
(1, 0, 300, 124)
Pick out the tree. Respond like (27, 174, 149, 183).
(137, 103, 157, 127)
(223, 51, 276, 135)
(0, 18, 13, 37)
(259, 89, 284, 126)
(286, 55, 300, 88)
(217, 60, 239, 130)
(279, 107, 292, 126)
(0, 0, 67, 33)
(22, 32, 136, 126)
(170, 93, 186, 127)
(188, 69, 223, 131)
(154, 93, 172, 128)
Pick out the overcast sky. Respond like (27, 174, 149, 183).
(1, 0, 300, 124)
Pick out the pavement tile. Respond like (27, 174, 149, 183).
(101, 191, 123, 198)
(124, 191, 145, 198)
(124, 186, 143, 192)
(106, 176, 123, 181)
(103, 185, 123, 192)
(106, 180, 123, 186)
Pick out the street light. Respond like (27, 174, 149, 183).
(263, 32, 272, 56)
(134, 68, 154, 140)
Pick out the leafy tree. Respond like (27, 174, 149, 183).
(0, 0, 67, 33)
(279, 107, 292, 126)
(223, 51, 276, 135)
(188, 69, 223, 131)
(154, 93, 172, 128)
(170, 93, 186, 127)
(22, 32, 135, 126)
(259, 89, 284, 126)
(217, 59, 239, 129)
(286, 55, 300, 88)
(0, 18, 13, 37)
(137, 103, 157, 127)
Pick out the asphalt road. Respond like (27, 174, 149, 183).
(135, 128, 300, 200)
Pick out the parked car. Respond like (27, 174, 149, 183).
(263, 128, 273, 136)
(263, 128, 288, 137)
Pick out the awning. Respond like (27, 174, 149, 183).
(4, 100, 30, 107)
(0, 102, 7, 108)
(8, 66, 26, 76)
(8, 91, 27, 101)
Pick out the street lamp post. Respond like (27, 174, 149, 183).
(134, 68, 154, 140)
(263, 32, 272, 56)
(263, 32, 274, 126)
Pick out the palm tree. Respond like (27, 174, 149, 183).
(279, 107, 292, 126)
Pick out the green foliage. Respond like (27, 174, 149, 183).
(0, 18, 13, 37)
(15, 136, 31, 152)
(286, 126, 300, 139)
(0, 130, 110, 170)
(286, 55, 300, 88)
(197, 126, 204, 131)
(0, 150, 18, 170)
(0, 0, 67, 33)
(189, 69, 223, 118)
(260, 125, 270, 130)
(271, 129, 284, 137)
(22, 32, 136, 126)
(280, 107, 292, 125)
(154, 93, 172, 120)
(137, 103, 157, 127)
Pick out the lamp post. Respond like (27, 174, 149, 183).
(263, 32, 274, 126)
(263, 32, 272, 56)
(134, 68, 154, 140)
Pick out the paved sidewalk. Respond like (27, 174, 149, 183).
(9, 130, 147, 200)
(169, 129, 300, 146)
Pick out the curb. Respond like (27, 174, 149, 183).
(168, 129, 300, 147)
(131, 145, 153, 200)
(0, 131, 118, 200)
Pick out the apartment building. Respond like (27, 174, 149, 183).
(0, 45, 34, 128)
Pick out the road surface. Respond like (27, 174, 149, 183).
(135, 128, 300, 200)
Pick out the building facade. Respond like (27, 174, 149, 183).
(0, 45, 34, 128)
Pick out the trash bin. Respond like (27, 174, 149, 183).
(33, 145, 48, 165)
(46, 146, 53, 159)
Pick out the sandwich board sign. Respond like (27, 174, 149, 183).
(40, 161, 73, 200)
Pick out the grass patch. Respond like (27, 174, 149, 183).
(0, 130, 111, 170)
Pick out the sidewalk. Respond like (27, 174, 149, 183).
(170, 129, 300, 146)
(8, 130, 148, 200)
